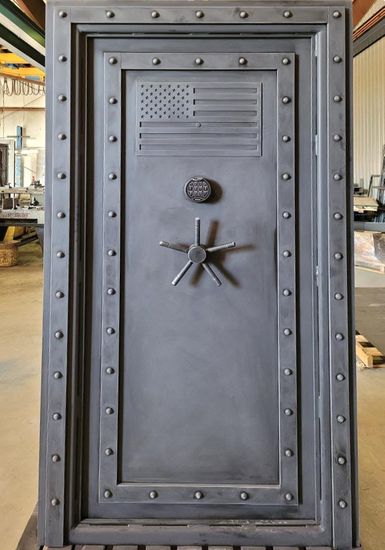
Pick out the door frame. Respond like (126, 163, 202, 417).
(39, 2, 357, 548)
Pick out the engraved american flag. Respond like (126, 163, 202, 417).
(136, 81, 262, 157)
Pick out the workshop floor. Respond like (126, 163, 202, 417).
(0, 245, 384, 550)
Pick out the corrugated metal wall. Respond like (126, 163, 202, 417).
(353, 36, 385, 187)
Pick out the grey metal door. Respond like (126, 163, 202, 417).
(39, 3, 358, 549)
(86, 40, 310, 519)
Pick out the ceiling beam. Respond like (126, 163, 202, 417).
(0, 0, 45, 69)
(0, 66, 44, 77)
(353, 0, 379, 27)
(12, 0, 45, 31)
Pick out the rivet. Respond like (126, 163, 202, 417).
(151, 10, 159, 18)
(335, 333, 344, 341)
(58, 10, 67, 18)
(282, 57, 290, 65)
(285, 449, 294, 457)
(152, 57, 161, 65)
(51, 498, 60, 506)
(58, 55, 67, 62)
(107, 288, 116, 295)
(105, 367, 115, 375)
(52, 412, 62, 420)
(282, 96, 291, 104)
(57, 211, 65, 219)
(109, 97, 118, 104)
(337, 455, 347, 465)
(108, 211, 117, 218)
(283, 288, 292, 296)
(149, 490, 158, 499)
(54, 330, 64, 339)
(57, 172, 66, 180)
(334, 292, 344, 301)
(334, 173, 343, 181)
(283, 250, 292, 258)
(56, 251, 65, 258)
(195, 57, 204, 65)
(58, 94, 67, 102)
(239, 10, 248, 18)
(336, 373, 345, 382)
(55, 290, 64, 299)
(333, 134, 342, 142)
(106, 327, 115, 335)
(334, 252, 343, 260)
(238, 57, 248, 66)
(52, 454, 61, 462)
(283, 328, 292, 336)
(53, 371, 63, 379)
(108, 57, 117, 65)
(284, 408, 294, 416)
(108, 135, 118, 143)
(240, 491, 249, 500)
(337, 415, 346, 423)
(106, 10, 114, 18)
(282, 211, 291, 219)
(284, 368, 293, 376)
(333, 10, 342, 18)
(57, 133, 67, 140)
(285, 492, 294, 501)
(334, 95, 343, 103)
(282, 135, 291, 142)
(334, 212, 343, 220)
(107, 249, 116, 257)
(105, 448, 114, 456)
(282, 172, 291, 181)
(104, 490, 112, 498)
(333, 55, 342, 63)
(195, 10, 204, 18)
(338, 499, 348, 509)
(105, 407, 114, 415)
(283, 10, 292, 18)
(194, 490, 204, 500)
(108, 172, 117, 180)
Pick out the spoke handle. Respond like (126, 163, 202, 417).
(160, 217, 235, 287)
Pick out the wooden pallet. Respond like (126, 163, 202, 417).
(356, 331, 385, 368)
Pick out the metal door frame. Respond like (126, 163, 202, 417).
(39, 2, 357, 548)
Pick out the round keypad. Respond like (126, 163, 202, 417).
(184, 177, 212, 203)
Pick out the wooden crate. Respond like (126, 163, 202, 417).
(0, 240, 18, 267)
(356, 331, 385, 368)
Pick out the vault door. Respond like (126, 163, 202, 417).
(87, 51, 301, 518)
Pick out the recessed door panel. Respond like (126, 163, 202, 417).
(85, 44, 306, 518)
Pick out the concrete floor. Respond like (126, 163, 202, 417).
(0, 245, 384, 550)
(0, 243, 43, 550)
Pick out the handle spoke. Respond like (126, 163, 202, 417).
(172, 260, 193, 286)
(195, 217, 200, 246)
(206, 241, 236, 253)
(159, 241, 188, 253)
(202, 262, 222, 287)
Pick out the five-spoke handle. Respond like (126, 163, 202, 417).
(160, 217, 236, 287)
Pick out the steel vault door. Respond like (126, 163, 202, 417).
(40, 2, 358, 549)
(93, 50, 299, 511)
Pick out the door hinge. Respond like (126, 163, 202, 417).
(315, 265, 319, 286)
(314, 133, 319, 157)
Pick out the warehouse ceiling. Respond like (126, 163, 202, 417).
(10, 0, 45, 31)
(0, 43, 44, 81)
(0, 0, 44, 73)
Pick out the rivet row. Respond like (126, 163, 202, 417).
(54, 8, 327, 23)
